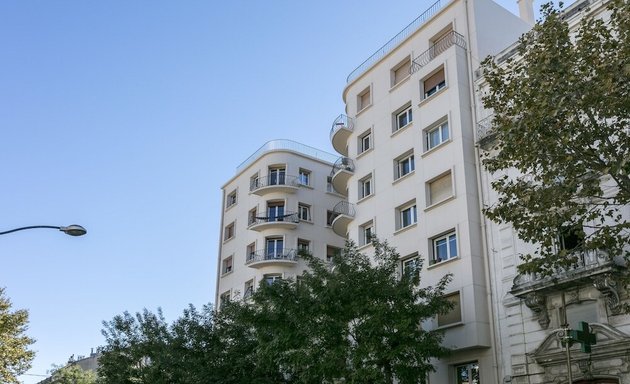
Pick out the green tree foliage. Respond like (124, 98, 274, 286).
(50, 364, 97, 384)
(480, 0, 630, 275)
(0, 287, 35, 384)
(98, 241, 452, 383)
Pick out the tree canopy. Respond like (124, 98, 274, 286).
(480, 0, 630, 275)
(0, 287, 35, 384)
(98, 240, 452, 384)
(49, 364, 97, 384)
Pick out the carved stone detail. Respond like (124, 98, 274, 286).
(593, 275, 622, 315)
(524, 292, 550, 329)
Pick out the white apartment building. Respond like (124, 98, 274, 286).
(476, 0, 630, 382)
(216, 140, 346, 305)
(329, 0, 532, 382)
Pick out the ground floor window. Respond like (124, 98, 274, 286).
(455, 362, 479, 384)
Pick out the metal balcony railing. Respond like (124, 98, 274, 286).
(410, 31, 467, 74)
(237, 139, 338, 172)
(476, 115, 495, 144)
(249, 212, 299, 226)
(346, 0, 444, 83)
(332, 201, 356, 218)
(330, 157, 355, 177)
(330, 114, 354, 141)
(246, 248, 298, 264)
(250, 175, 299, 192)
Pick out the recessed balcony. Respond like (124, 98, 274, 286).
(331, 201, 355, 237)
(330, 114, 354, 156)
(250, 175, 299, 196)
(248, 212, 300, 232)
(245, 248, 298, 268)
(330, 157, 354, 196)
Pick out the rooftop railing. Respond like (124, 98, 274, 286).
(346, 0, 444, 84)
(237, 139, 338, 172)
(410, 30, 466, 73)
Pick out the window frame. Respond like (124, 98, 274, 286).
(401, 253, 420, 279)
(263, 273, 282, 285)
(221, 256, 233, 275)
(298, 203, 311, 221)
(357, 86, 372, 113)
(437, 291, 462, 327)
(391, 56, 411, 87)
(359, 220, 375, 246)
(430, 231, 458, 265)
(426, 170, 454, 207)
(358, 129, 372, 154)
(395, 151, 415, 180)
(298, 168, 311, 186)
(243, 279, 254, 299)
(224, 221, 235, 241)
(397, 202, 418, 230)
(425, 120, 450, 151)
(394, 104, 413, 132)
(297, 238, 311, 254)
(225, 190, 237, 209)
(358, 174, 373, 200)
(422, 67, 446, 99)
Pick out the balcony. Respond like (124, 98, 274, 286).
(245, 248, 298, 268)
(248, 212, 300, 232)
(331, 201, 355, 237)
(410, 31, 467, 74)
(330, 114, 354, 156)
(476, 115, 496, 149)
(511, 249, 626, 328)
(250, 175, 299, 196)
(330, 157, 354, 196)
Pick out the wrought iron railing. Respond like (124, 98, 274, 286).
(330, 114, 354, 141)
(249, 212, 299, 226)
(346, 0, 444, 83)
(411, 31, 467, 74)
(331, 157, 355, 177)
(250, 174, 299, 192)
(476, 115, 495, 143)
(246, 248, 298, 264)
(332, 201, 356, 218)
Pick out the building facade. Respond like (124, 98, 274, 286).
(215, 140, 346, 305)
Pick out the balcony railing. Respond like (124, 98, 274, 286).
(331, 157, 355, 177)
(249, 212, 299, 226)
(346, 0, 444, 83)
(237, 139, 338, 172)
(250, 175, 299, 192)
(330, 114, 354, 141)
(476, 115, 495, 146)
(332, 201, 356, 217)
(246, 248, 298, 265)
(411, 31, 467, 74)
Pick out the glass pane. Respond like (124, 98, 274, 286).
(441, 124, 449, 141)
(449, 234, 457, 258)
(435, 238, 447, 262)
(429, 129, 440, 148)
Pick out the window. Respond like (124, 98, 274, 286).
(221, 256, 233, 275)
(243, 280, 254, 299)
(391, 57, 411, 87)
(249, 173, 259, 190)
(427, 171, 453, 206)
(397, 201, 417, 230)
(224, 222, 235, 241)
(297, 239, 311, 254)
(455, 362, 479, 384)
(431, 231, 457, 264)
(248, 207, 258, 226)
(358, 130, 372, 154)
(395, 151, 415, 179)
(326, 210, 338, 226)
(298, 168, 311, 186)
(357, 86, 371, 112)
(298, 203, 311, 221)
(359, 174, 373, 199)
(359, 221, 374, 246)
(226, 190, 237, 209)
(219, 291, 231, 309)
(402, 255, 421, 278)
(423, 67, 446, 99)
(267, 201, 285, 221)
(437, 291, 461, 327)
(558, 225, 585, 252)
(246, 242, 256, 262)
(265, 237, 284, 258)
(326, 176, 334, 193)
(326, 245, 341, 262)
(263, 273, 282, 285)
(394, 104, 413, 131)
(425, 121, 449, 150)
(268, 167, 286, 186)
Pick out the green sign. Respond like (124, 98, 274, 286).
(569, 321, 597, 353)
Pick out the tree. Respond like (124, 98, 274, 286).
(0, 287, 35, 384)
(49, 364, 96, 384)
(480, 0, 630, 275)
(236, 240, 453, 384)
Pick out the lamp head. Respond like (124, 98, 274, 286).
(59, 225, 87, 236)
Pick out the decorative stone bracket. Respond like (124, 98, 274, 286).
(593, 274, 623, 315)
(524, 292, 550, 329)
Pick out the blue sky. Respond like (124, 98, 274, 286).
(0, 0, 539, 382)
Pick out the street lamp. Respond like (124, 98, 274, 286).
(0, 225, 87, 237)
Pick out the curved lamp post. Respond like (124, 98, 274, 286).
(0, 225, 87, 237)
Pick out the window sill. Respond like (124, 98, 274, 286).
(298, 183, 313, 189)
(357, 147, 373, 159)
(221, 270, 234, 277)
(223, 237, 235, 244)
(394, 222, 417, 235)
(357, 193, 375, 205)
(424, 195, 455, 212)
(418, 86, 448, 107)
(356, 103, 373, 117)
(393, 170, 415, 185)
(391, 121, 413, 138)
(389, 75, 410, 92)
(436, 321, 464, 331)
(427, 256, 460, 270)
(357, 242, 373, 251)
(421, 138, 452, 158)
(225, 203, 237, 212)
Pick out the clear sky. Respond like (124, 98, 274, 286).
(0, 0, 543, 382)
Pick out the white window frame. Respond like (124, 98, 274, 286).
(246, 242, 256, 262)
(395, 151, 415, 179)
(431, 231, 457, 265)
(425, 121, 450, 151)
(357, 86, 372, 112)
(298, 168, 311, 186)
(359, 221, 374, 246)
(297, 238, 311, 254)
(422, 67, 446, 99)
(391, 56, 411, 87)
(225, 190, 237, 209)
(221, 256, 233, 275)
(298, 203, 311, 221)
(397, 202, 417, 230)
(263, 273, 282, 285)
(394, 105, 413, 132)
(401, 254, 420, 278)
(243, 279, 254, 299)
(359, 174, 373, 200)
(358, 129, 372, 154)
(224, 221, 235, 241)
